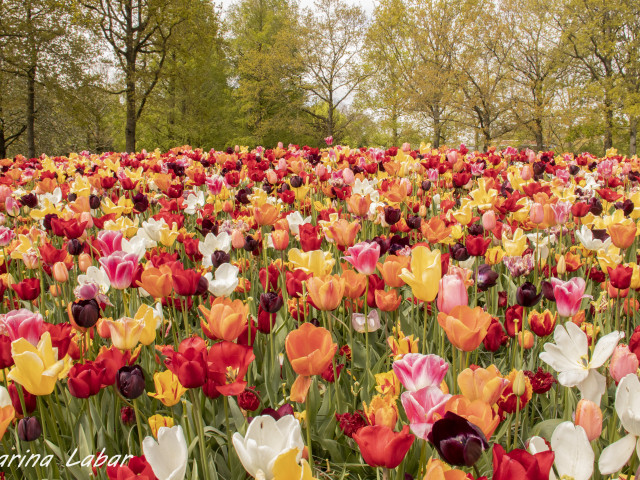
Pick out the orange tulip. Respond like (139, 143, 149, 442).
(608, 223, 637, 249)
(363, 394, 398, 430)
(137, 266, 173, 299)
(457, 365, 508, 406)
(423, 458, 469, 480)
(325, 219, 361, 248)
(421, 217, 452, 244)
(199, 297, 248, 342)
(254, 203, 280, 226)
(341, 269, 366, 299)
(346, 194, 372, 217)
(437, 305, 492, 351)
(575, 399, 603, 441)
(306, 274, 345, 311)
(0, 405, 15, 441)
(375, 289, 402, 311)
(377, 255, 410, 288)
(271, 230, 289, 250)
(285, 323, 337, 402)
(78, 253, 92, 272)
(445, 395, 500, 439)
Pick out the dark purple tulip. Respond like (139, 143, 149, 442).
(290, 176, 303, 188)
(260, 292, 283, 313)
(67, 239, 84, 256)
(451, 243, 470, 262)
(591, 229, 609, 242)
(588, 198, 603, 215)
(421, 180, 431, 191)
(384, 206, 401, 225)
(18, 417, 42, 442)
(541, 280, 555, 301)
(476, 264, 498, 291)
(244, 235, 259, 252)
(211, 250, 231, 268)
(70, 299, 100, 328)
(516, 282, 542, 308)
(132, 193, 149, 213)
(406, 215, 422, 230)
(116, 365, 145, 399)
(428, 412, 488, 467)
(20, 193, 38, 208)
(372, 237, 391, 256)
(195, 276, 209, 297)
(89, 194, 101, 210)
(468, 224, 484, 236)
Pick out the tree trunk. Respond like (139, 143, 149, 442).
(0, 126, 6, 159)
(125, 55, 136, 153)
(534, 118, 543, 151)
(433, 107, 441, 149)
(603, 93, 613, 151)
(630, 117, 637, 157)
(26, 68, 36, 158)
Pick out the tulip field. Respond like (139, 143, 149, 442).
(0, 144, 639, 480)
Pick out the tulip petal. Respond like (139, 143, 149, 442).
(551, 422, 594, 480)
(590, 330, 624, 368)
(576, 369, 606, 405)
(599, 433, 637, 475)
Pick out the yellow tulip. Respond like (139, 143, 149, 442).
(135, 304, 160, 345)
(148, 370, 187, 407)
(148, 414, 175, 438)
(8, 332, 72, 396)
(272, 448, 317, 480)
(287, 248, 335, 277)
(399, 246, 441, 302)
(502, 228, 527, 257)
(103, 316, 145, 351)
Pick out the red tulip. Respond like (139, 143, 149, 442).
(608, 264, 633, 290)
(352, 425, 415, 469)
(492, 444, 554, 480)
(11, 278, 41, 301)
(68, 362, 104, 398)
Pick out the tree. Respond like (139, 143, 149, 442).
(82, 0, 190, 152)
(229, 0, 311, 146)
(299, 0, 369, 142)
(558, 0, 626, 152)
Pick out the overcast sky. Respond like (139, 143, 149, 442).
(215, 0, 376, 17)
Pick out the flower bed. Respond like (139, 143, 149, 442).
(0, 144, 637, 480)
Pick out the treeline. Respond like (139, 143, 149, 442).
(0, 0, 639, 157)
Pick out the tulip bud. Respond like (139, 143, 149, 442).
(89, 194, 101, 209)
(67, 239, 84, 256)
(52, 262, 69, 283)
(18, 417, 42, 442)
(70, 299, 101, 329)
(512, 370, 526, 396)
(609, 344, 639, 384)
(521, 165, 533, 180)
(265, 169, 277, 184)
(517, 330, 534, 349)
(231, 229, 245, 249)
(556, 256, 566, 275)
(271, 230, 289, 250)
(78, 253, 92, 272)
(482, 210, 496, 231)
(116, 365, 146, 399)
(120, 406, 135, 425)
(575, 399, 602, 441)
(529, 203, 544, 224)
(49, 285, 62, 297)
(223, 200, 234, 213)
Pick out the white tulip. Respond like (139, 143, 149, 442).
(205, 263, 239, 297)
(286, 212, 312, 236)
(575, 225, 611, 251)
(539, 321, 623, 404)
(351, 310, 381, 333)
(77, 266, 111, 293)
(232, 415, 304, 480)
(142, 425, 188, 480)
(184, 191, 205, 215)
(0, 386, 10, 408)
(199, 232, 232, 267)
(599, 374, 640, 475)
(550, 422, 594, 480)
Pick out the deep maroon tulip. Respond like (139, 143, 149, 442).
(211, 250, 230, 268)
(516, 282, 542, 308)
(18, 417, 42, 442)
(70, 299, 101, 328)
(116, 365, 145, 399)
(476, 264, 498, 291)
(451, 243, 470, 261)
(259, 292, 283, 313)
(540, 280, 555, 301)
(428, 412, 488, 467)
(383, 206, 401, 225)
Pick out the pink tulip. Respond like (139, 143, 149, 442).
(231, 229, 245, 249)
(550, 277, 589, 318)
(436, 274, 468, 315)
(206, 175, 224, 195)
(98, 251, 138, 290)
(401, 142, 411, 152)
(343, 242, 380, 276)
(342, 168, 355, 185)
(530, 202, 544, 224)
(609, 344, 639, 384)
(550, 201, 571, 224)
(5, 197, 19, 216)
(521, 165, 533, 180)
(401, 386, 450, 439)
(482, 211, 496, 231)
(95, 230, 123, 256)
(325, 136, 334, 146)
(0, 309, 44, 346)
(265, 170, 277, 184)
(446, 150, 458, 164)
(392, 353, 449, 392)
(0, 226, 15, 247)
